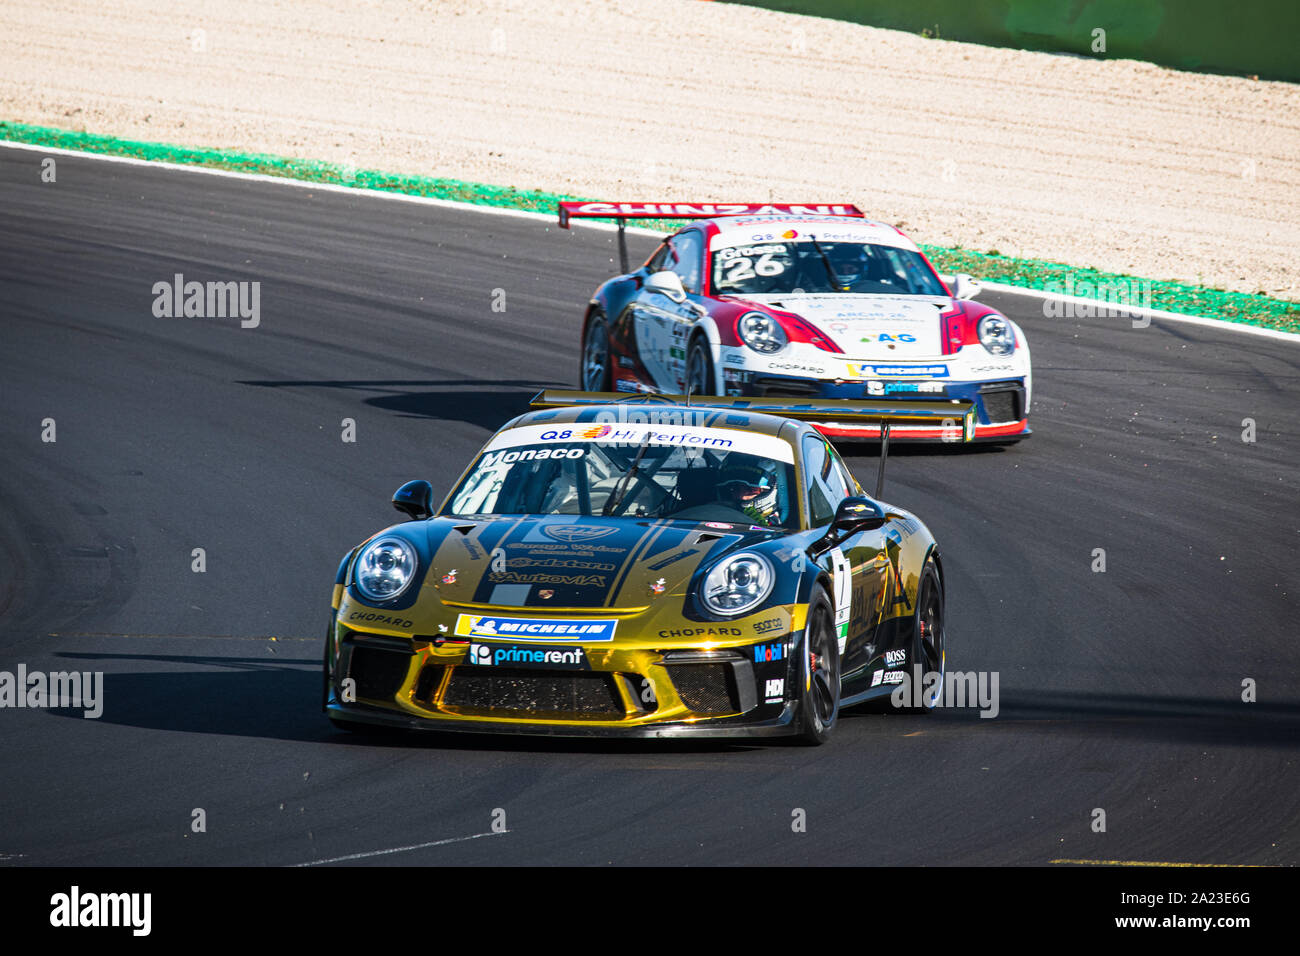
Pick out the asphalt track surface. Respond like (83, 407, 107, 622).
(1, 147, 1297, 867)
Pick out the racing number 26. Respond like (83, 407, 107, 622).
(725, 254, 784, 283)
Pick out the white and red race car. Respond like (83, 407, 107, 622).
(559, 202, 1031, 441)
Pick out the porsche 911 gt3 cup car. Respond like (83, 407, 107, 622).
(559, 202, 1031, 441)
(323, 391, 958, 743)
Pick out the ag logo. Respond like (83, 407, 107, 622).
(469, 644, 494, 665)
(866, 380, 885, 396)
(542, 525, 619, 543)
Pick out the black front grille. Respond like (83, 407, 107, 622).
(620, 674, 659, 714)
(753, 378, 820, 397)
(667, 663, 741, 715)
(347, 645, 412, 701)
(979, 386, 1023, 423)
(443, 668, 624, 719)
(414, 664, 445, 703)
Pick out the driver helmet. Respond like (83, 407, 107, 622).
(716, 462, 780, 523)
(828, 243, 867, 288)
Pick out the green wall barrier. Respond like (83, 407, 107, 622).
(734, 1, 1300, 82)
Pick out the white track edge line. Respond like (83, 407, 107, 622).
(4, 139, 1297, 343)
(292, 829, 504, 866)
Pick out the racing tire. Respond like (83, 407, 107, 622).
(685, 336, 715, 397)
(321, 626, 334, 713)
(796, 585, 841, 744)
(896, 557, 945, 714)
(580, 310, 613, 392)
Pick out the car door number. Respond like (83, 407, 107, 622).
(829, 547, 852, 655)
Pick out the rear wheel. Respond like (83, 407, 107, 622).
(899, 557, 945, 713)
(796, 586, 841, 744)
(581, 310, 612, 391)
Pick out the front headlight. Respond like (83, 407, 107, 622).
(737, 311, 788, 354)
(354, 536, 418, 602)
(701, 552, 775, 616)
(977, 314, 1015, 355)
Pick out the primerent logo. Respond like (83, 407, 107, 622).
(50, 886, 151, 936)
(469, 643, 587, 669)
(0, 665, 103, 718)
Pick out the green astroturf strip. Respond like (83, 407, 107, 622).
(923, 247, 1299, 334)
(4, 121, 1296, 334)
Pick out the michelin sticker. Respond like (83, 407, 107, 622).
(848, 363, 950, 379)
(455, 614, 617, 642)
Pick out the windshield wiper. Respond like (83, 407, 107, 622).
(807, 234, 841, 292)
(602, 435, 653, 517)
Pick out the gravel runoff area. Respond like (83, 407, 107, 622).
(2, 0, 1298, 299)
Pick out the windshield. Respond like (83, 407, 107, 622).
(446, 425, 799, 529)
(711, 239, 947, 297)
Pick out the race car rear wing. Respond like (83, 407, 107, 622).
(531, 389, 974, 498)
(529, 389, 975, 441)
(557, 202, 865, 273)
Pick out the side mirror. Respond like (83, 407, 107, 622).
(392, 480, 434, 520)
(644, 270, 688, 304)
(950, 273, 981, 300)
(832, 497, 887, 534)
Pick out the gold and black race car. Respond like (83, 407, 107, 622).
(323, 391, 971, 743)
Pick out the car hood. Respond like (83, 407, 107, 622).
(737, 293, 952, 359)
(422, 514, 775, 611)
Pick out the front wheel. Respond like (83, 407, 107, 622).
(685, 337, 715, 397)
(796, 586, 841, 744)
(580, 310, 612, 392)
